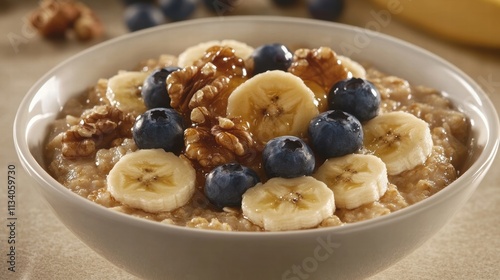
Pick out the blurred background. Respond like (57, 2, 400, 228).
(1, 0, 499, 49)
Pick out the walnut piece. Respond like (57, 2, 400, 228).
(30, 0, 104, 41)
(189, 76, 233, 118)
(288, 47, 348, 92)
(168, 46, 249, 119)
(61, 105, 134, 157)
(184, 126, 235, 169)
(193, 46, 249, 78)
(167, 63, 218, 116)
(72, 5, 104, 41)
(30, 0, 76, 38)
(212, 117, 254, 157)
(184, 117, 256, 171)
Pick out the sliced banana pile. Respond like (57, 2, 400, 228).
(107, 149, 196, 213)
(241, 176, 335, 231)
(362, 111, 434, 175)
(106, 71, 149, 115)
(226, 70, 319, 143)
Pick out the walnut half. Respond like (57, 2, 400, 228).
(72, 5, 104, 41)
(288, 47, 348, 92)
(61, 105, 134, 158)
(167, 63, 218, 116)
(30, 0, 104, 41)
(184, 117, 257, 171)
(30, 0, 77, 38)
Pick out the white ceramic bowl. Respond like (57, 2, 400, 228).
(14, 16, 499, 280)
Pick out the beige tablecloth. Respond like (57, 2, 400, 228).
(1, 0, 499, 279)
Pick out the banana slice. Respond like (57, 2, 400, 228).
(314, 154, 388, 209)
(226, 70, 319, 143)
(107, 149, 196, 213)
(363, 111, 433, 175)
(338, 55, 366, 79)
(106, 71, 148, 114)
(178, 39, 255, 67)
(241, 176, 335, 231)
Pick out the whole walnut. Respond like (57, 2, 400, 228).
(30, 0, 104, 41)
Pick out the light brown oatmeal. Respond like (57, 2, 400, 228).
(44, 46, 470, 232)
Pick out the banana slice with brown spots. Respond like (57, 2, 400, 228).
(226, 70, 319, 144)
(362, 111, 433, 175)
(241, 176, 335, 231)
(106, 71, 149, 115)
(314, 154, 388, 209)
(107, 149, 196, 213)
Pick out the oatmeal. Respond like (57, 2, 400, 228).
(44, 41, 470, 231)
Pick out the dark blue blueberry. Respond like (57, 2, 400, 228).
(122, 0, 156, 6)
(308, 110, 363, 158)
(328, 78, 381, 122)
(251, 43, 293, 75)
(202, 0, 238, 15)
(262, 136, 315, 179)
(271, 0, 300, 7)
(204, 163, 260, 209)
(124, 3, 165, 32)
(159, 0, 197, 21)
(142, 67, 181, 109)
(308, 0, 344, 21)
(132, 108, 184, 153)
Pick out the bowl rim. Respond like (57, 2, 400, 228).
(13, 15, 500, 237)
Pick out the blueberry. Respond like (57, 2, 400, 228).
(124, 3, 165, 32)
(262, 136, 315, 179)
(142, 67, 181, 109)
(308, 0, 344, 21)
(308, 110, 363, 158)
(122, 0, 156, 6)
(328, 78, 381, 122)
(205, 163, 260, 209)
(202, 0, 238, 15)
(271, 0, 300, 7)
(133, 108, 184, 153)
(159, 0, 197, 21)
(251, 43, 293, 75)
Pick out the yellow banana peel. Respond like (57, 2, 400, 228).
(367, 0, 500, 48)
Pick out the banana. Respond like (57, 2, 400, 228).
(338, 55, 366, 79)
(107, 149, 196, 213)
(178, 39, 255, 67)
(226, 70, 319, 143)
(241, 176, 335, 231)
(313, 154, 388, 209)
(106, 71, 148, 115)
(362, 111, 433, 175)
(367, 0, 500, 48)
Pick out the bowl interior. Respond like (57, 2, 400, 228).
(15, 16, 499, 233)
